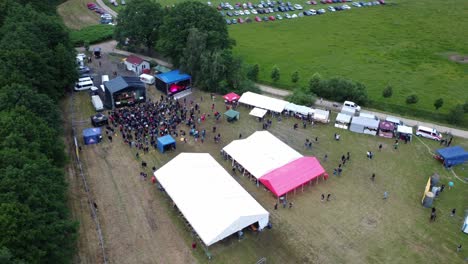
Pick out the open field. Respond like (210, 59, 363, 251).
(58, 0, 100, 29)
(67, 55, 468, 262)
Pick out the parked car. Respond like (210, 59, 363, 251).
(317, 8, 325, 14)
(263, 16, 269, 21)
(294, 4, 303, 10)
(268, 7, 274, 13)
(298, 12, 304, 17)
(251, 9, 258, 14)
(87, 3, 97, 9)
(78, 66, 91, 74)
(269, 15, 275, 20)
(244, 9, 250, 14)
(352, 2, 361, 7)
(239, 10, 245, 15)
(284, 13, 291, 18)
(245, 17, 253, 22)
(227, 11, 233, 16)
(328, 6, 335, 11)
(276, 14, 283, 19)
(234, 10, 239, 15)
(94, 8, 105, 14)
(226, 18, 232, 24)
(378, 0, 385, 4)
(231, 18, 237, 24)
(255, 16, 262, 21)
(309, 9, 317, 14)
(342, 4, 351, 9)
(291, 13, 298, 18)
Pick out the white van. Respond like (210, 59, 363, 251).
(343, 101, 361, 112)
(91, 95, 104, 111)
(101, 75, 109, 85)
(139, 73, 155, 85)
(415, 126, 442, 141)
(74, 80, 95, 91)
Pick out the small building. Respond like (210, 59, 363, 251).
(123, 55, 150, 74)
(378, 121, 395, 138)
(157, 135, 176, 153)
(103, 76, 145, 109)
(155, 70, 192, 96)
(83, 128, 102, 145)
(349, 116, 379, 136)
(335, 113, 352, 130)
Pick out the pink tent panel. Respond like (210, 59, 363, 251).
(259, 157, 325, 197)
(223, 92, 240, 102)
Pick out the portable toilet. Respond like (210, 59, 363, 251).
(83, 128, 102, 145)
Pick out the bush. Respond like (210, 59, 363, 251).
(291, 71, 299, 84)
(286, 89, 316, 106)
(463, 101, 468, 113)
(70, 24, 115, 47)
(382, 85, 393, 98)
(310, 76, 369, 105)
(271, 65, 280, 82)
(406, 94, 419, 104)
(434, 98, 444, 110)
(447, 104, 465, 125)
(247, 64, 259, 82)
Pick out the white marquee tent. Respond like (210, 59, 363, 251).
(249, 107, 268, 118)
(222, 131, 302, 179)
(284, 103, 315, 116)
(239, 92, 288, 113)
(155, 153, 269, 246)
(313, 109, 330, 123)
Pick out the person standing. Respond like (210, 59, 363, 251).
(289, 202, 293, 209)
(326, 194, 331, 201)
(324, 154, 328, 162)
(371, 173, 375, 182)
(274, 203, 278, 210)
(378, 144, 383, 151)
(451, 208, 456, 216)
(383, 191, 388, 200)
(321, 194, 325, 202)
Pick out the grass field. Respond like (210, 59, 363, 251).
(68, 81, 468, 263)
(57, 0, 100, 29)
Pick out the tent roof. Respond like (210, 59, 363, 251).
(249, 107, 267, 118)
(224, 109, 239, 118)
(154, 65, 171, 73)
(222, 131, 302, 179)
(351, 116, 380, 128)
(259, 157, 325, 197)
(397, 125, 413, 134)
(155, 153, 269, 246)
(436, 146, 468, 160)
(284, 103, 315, 116)
(223, 92, 240, 102)
(336, 113, 352, 123)
(104, 76, 145, 93)
(155, 70, 191, 84)
(313, 109, 330, 122)
(157, 135, 176, 145)
(239, 92, 288, 113)
(83, 127, 101, 137)
(379, 121, 395, 130)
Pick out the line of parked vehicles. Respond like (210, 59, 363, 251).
(215, 0, 386, 24)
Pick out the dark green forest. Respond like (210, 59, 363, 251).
(0, 0, 78, 263)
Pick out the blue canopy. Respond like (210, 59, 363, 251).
(436, 146, 468, 167)
(157, 135, 176, 153)
(156, 70, 191, 84)
(83, 128, 102, 145)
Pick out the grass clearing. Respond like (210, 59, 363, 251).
(70, 84, 468, 263)
(57, 0, 100, 29)
(70, 24, 115, 46)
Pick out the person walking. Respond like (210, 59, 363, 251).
(326, 194, 331, 201)
(321, 194, 325, 202)
(378, 144, 383, 151)
(289, 202, 293, 209)
(274, 203, 278, 210)
(371, 173, 375, 182)
(324, 154, 328, 162)
(383, 191, 388, 200)
(457, 244, 462, 252)
(451, 208, 456, 216)
(346, 152, 350, 161)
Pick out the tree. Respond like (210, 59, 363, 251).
(247, 64, 259, 82)
(406, 94, 419, 104)
(434, 98, 444, 110)
(157, 1, 233, 66)
(463, 101, 468, 113)
(382, 85, 393, 98)
(271, 65, 280, 82)
(286, 85, 316, 106)
(180, 28, 207, 80)
(291, 70, 299, 84)
(447, 104, 465, 125)
(115, 0, 164, 52)
(308, 73, 322, 94)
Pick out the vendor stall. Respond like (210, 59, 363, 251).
(224, 109, 240, 122)
(223, 92, 240, 103)
(157, 135, 176, 153)
(378, 121, 395, 138)
(396, 125, 413, 141)
(249, 107, 268, 118)
(334, 113, 352, 130)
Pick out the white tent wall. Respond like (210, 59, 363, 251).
(350, 116, 379, 135)
(313, 109, 330, 123)
(222, 131, 302, 179)
(155, 153, 269, 246)
(335, 113, 352, 129)
(284, 103, 315, 116)
(239, 92, 288, 113)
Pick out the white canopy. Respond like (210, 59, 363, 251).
(239, 92, 288, 113)
(155, 153, 269, 246)
(397, 125, 413, 135)
(249, 107, 268, 118)
(222, 131, 302, 179)
(313, 109, 330, 123)
(335, 113, 352, 123)
(284, 103, 315, 116)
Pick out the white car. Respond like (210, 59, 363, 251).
(251, 9, 258, 14)
(352, 2, 361, 7)
(239, 10, 244, 15)
(294, 4, 303, 10)
(309, 9, 316, 15)
(291, 13, 298, 18)
(328, 6, 335, 12)
(342, 4, 351, 10)
(244, 10, 250, 15)
(268, 7, 274, 13)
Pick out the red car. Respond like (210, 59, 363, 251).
(255, 16, 262, 22)
(311, 1, 317, 4)
(326, 0, 332, 3)
(238, 17, 244, 24)
(87, 3, 97, 9)
(268, 15, 275, 21)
